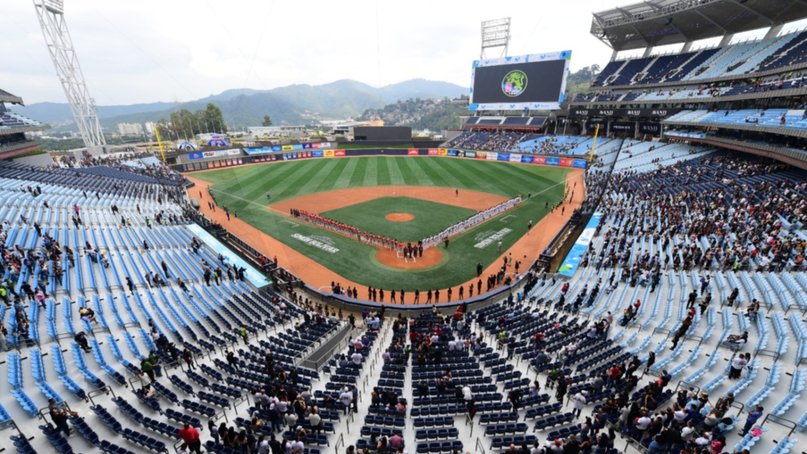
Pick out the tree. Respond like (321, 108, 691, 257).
(170, 109, 197, 139)
(155, 119, 174, 141)
(262, 115, 273, 127)
(202, 103, 227, 133)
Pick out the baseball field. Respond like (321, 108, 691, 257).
(189, 155, 579, 294)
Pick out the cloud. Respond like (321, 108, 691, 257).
(6, 0, 795, 105)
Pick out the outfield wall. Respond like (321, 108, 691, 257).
(175, 147, 589, 172)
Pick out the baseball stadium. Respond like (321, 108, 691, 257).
(0, 1, 806, 454)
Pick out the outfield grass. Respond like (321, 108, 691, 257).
(321, 197, 476, 243)
(196, 156, 568, 290)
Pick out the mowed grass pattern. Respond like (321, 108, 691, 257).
(321, 197, 477, 243)
(196, 156, 568, 290)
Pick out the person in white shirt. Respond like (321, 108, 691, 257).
(254, 391, 270, 408)
(462, 385, 472, 402)
(274, 398, 288, 413)
(290, 439, 304, 454)
(339, 388, 353, 415)
(729, 353, 748, 379)
(285, 412, 298, 428)
(256, 436, 269, 454)
(635, 411, 651, 437)
(681, 420, 696, 441)
(672, 404, 688, 424)
(351, 351, 363, 367)
(572, 391, 587, 418)
(308, 408, 322, 434)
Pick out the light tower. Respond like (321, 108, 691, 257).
(480, 18, 511, 60)
(33, 0, 106, 150)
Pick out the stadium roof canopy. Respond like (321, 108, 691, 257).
(0, 88, 24, 105)
(591, 0, 807, 51)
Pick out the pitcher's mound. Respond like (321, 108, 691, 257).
(385, 212, 415, 222)
(376, 247, 442, 270)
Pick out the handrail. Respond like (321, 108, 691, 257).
(38, 401, 73, 424)
(87, 387, 116, 406)
(730, 401, 745, 418)
(475, 436, 486, 454)
(1, 420, 30, 454)
(676, 379, 699, 397)
(335, 433, 345, 453)
(761, 413, 797, 437)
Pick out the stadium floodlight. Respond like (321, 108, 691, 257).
(481, 17, 511, 60)
(33, 0, 107, 150)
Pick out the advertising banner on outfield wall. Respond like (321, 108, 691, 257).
(558, 211, 603, 277)
(545, 156, 560, 166)
(521, 155, 534, 164)
(312, 150, 324, 158)
(509, 153, 522, 163)
(447, 149, 459, 156)
(438, 148, 448, 156)
(573, 159, 588, 169)
(335, 150, 346, 157)
(244, 147, 273, 155)
(486, 152, 497, 160)
(188, 148, 242, 159)
(282, 145, 293, 151)
(408, 149, 419, 155)
(324, 150, 335, 158)
(496, 153, 510, 161)
(464, 151, 476, 158)
(533, 156, 546, 165)
(560, 157, 574, 167)
(427, 148, 439, 156)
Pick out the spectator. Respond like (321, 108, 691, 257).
(74, 331, 92, 352)
(48, 399, 77, 436)
(740, 406, 764, 436)
(339, 387, 353, 415)
(178, 423, 201, 453)
(573, 391, 587, 418)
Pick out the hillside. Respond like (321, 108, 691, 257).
(354, 66, 601, 131)
(13, 79, 466, 132)
(357, 97, 470, 131)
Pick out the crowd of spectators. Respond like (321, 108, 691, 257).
(444, 131, 530, 152)
(54, 149, 187, 186)
(573, 72, 807, 105)
(580, 153, 805, 278)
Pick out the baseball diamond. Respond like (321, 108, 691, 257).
(190, 155, 581, 293)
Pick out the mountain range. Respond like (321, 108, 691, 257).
(13, 79, 467, 132)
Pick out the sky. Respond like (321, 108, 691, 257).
(0, 0, 793, 105)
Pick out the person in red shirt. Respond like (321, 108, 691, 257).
(178, 423, 201, 453)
